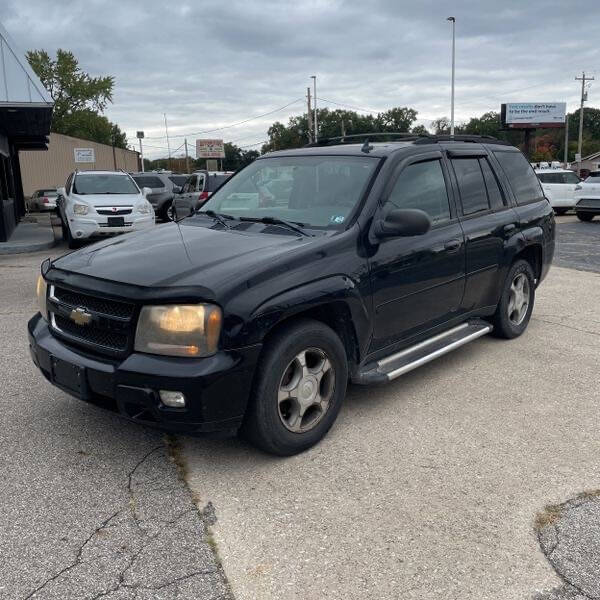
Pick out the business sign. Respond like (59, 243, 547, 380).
(136, 131, 145, 139)
(196, 138, 225, 158)
(501, 103, 566, 128)
(74, 148, 95, 163)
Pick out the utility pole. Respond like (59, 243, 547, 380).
(111, 126, 117, 170)
(307, 87, 313, 143)
(184, 138, 190, 173)
(447, 17, 456, 136)
(311, 75, 318, 141)
(575, 71, 594, 174)
(563, 115, 569, 166)
(164, 113, 172, 171)
(136, 131, 145, 172)
(341, 119, 346, 137)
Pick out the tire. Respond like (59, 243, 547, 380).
(576, 212, 594, 222)
(491, 259, 535, 339)
(241, 319, 348, 456)
(554, 208, 567, 216)
(158, 200, 173, 222)
(63, 218, 80, 249)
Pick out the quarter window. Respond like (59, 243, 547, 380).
(494, 151, 543, 205)
(385, 160, 451, 225)
(479, 158, 505, 209)
(451, 158, 489, 215)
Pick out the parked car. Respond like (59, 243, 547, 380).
(56, 170, 155, 249)
(30, 134, 554, 455)
(535, 168, 580, 215)
(574, 171, 600, 221)
(130, 172, 185, 221)
(29, 188, 59, 211)
(173, 170, 233, 217)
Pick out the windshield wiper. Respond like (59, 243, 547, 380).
(198, 210, 235, 229)
(239, 216, 312, 237)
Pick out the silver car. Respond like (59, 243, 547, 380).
(130, 172, 187, 221)
(29, 188, 58, 211)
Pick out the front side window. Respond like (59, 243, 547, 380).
(494, 151, 543, 205)
(385, 160, 451, 225)
(201, 156, 379, 229)
(559, 172, 581, 184)
(452, 158, 489, 215)
(72, 174, 139, 195)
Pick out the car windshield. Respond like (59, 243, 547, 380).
(200, 156, 379, 229)
(585, 172, 600, 181)
(40, 189, 58, 196)
(169, 175, 188, 186)
(73, 174, 139, 195)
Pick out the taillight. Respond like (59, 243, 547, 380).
(199, 191, 209, 201)
(42, 196, 49, 204)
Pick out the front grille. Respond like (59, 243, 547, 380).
(49, 286, 136, 355)
(53, 314, 128, 351)
(98, 222, 133, 228)
(97, 209, 132, 215)
(52, 287, 134, 319)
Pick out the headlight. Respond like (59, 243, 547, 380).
(134, 304, 222, 357)
(36, 275, 48, 320)
(137, 201, 152, 214)
(73, 203, 89, 215)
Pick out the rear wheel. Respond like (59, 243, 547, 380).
(491, 259, 535, 339)
(159, 200, 174, 222)
(576, 212, 594, 222)
(554, 208, 567, 216)
(241, 319, 348, 456)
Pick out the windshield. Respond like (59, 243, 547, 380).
(200, 156, 379, 229)
(73, 174, 139, 195)
(585, 172, 600, 181)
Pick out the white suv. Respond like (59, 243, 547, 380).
(535, 168, 581, 215)
(57, 170, 155, 248)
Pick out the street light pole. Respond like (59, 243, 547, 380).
(447, 16, 456, 136)
(311, 75, 318, 141)
(164, 113, 172, 171)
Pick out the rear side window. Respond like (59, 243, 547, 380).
(132, 176, 164, 188)
(494, 151, 543, 205)
(451, 158, 489, 215)
(385, 160, 451, 225)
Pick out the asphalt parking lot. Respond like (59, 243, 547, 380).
(1, 214, 599, 600)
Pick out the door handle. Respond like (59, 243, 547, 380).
(504, 223, 516, 233)
(444, 239, 461, 252)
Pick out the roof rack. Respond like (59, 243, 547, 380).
(304, 132, 512, 148)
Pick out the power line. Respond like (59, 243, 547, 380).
(318, 97, 383, 114)
(143, 98, 304, 140)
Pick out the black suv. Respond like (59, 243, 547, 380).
(29, 134, 555, 455)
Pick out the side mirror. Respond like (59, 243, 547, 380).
(57, 187, 66, 197)
(172, 185, 182, 194)
(373, 208, 431, 239)
(142, 187, 152, 196)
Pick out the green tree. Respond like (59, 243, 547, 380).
(27, 49, 125, 147)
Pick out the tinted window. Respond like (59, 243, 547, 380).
(480, 158, 505, 209)
(586, 172, 600, 179)
(385, 160, 451, 225)
(38, 189, 57, 196)
(169, 175, 188, 186)
(452, 158, 489, 215)
(132, 175, 164, 188)
(206, 174, 231, 192)
(494, 151, 543, 204)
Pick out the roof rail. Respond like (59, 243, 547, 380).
(303, 132, 512, 148)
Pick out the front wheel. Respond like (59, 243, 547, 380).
(491, 259, 535, 339)
(241, 319, 348, 456)
(576, 212, 594, 222)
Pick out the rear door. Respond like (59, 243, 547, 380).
(446, 148, 518, 311)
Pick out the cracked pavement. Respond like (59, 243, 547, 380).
(0, 247, 231, 600)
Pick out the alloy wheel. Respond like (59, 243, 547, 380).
(507, 272, 530, 325)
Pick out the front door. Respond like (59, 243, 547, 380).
(369, 154, 465, 353)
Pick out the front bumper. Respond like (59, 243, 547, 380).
(67, 214, 155, 239)
(28, 313, 261, 435)
(575, 198, 600, 214)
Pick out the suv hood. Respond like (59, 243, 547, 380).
(72, 193, 142, 207)
(51, 219, 315, 292)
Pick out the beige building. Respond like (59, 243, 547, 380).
(570, 151, 600, 174)
(19, 133, 140, 197)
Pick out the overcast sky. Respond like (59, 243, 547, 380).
(2, 0, 599, 159)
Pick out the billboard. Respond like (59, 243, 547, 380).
(196, 138, 225, 158)
(74, 148, 95, 163)
(501, 103, 566, 128)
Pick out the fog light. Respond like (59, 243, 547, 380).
(159, 390, 186, 408)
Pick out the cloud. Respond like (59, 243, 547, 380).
(3, 0, 599, 158)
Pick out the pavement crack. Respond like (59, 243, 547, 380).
(532, 317, 600, 338)
(127, 446, 162, 527)
(23, 510, 121, 599)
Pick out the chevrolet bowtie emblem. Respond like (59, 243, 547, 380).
(70, 307, 92, 326)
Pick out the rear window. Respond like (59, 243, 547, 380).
(206, 174, 231, 192)
(132, 176, 165, 188)
(168, 175, 188, 187)
(40, 189, 58, 196)
(494, 151, 543, 205)
(586, 172, 600, 180)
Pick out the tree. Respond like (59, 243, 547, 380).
(27, 49, 125, 147)
(431, 117, 451, 135)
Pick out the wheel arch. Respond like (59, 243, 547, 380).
(513, 243, 543, 282)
